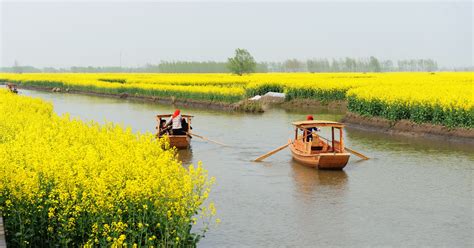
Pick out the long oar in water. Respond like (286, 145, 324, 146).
(254, 142, 290, 162)
(317, 134, 369, 160)
(344, 147, 369, 160)
(187, 132, 228, 147)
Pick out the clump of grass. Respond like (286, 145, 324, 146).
(234, 100, 264, 113)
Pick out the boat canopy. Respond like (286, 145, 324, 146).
(156, 114, 194, 118)
(292, 120, 344, 128)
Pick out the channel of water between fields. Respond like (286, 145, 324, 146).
(22, 89, 473, 247)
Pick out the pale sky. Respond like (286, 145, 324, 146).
(1, 0, 472, 68)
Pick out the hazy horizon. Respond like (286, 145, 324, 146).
(1, 1, 472, 68)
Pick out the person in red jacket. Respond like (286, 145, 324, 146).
(166, 109, 187, 135)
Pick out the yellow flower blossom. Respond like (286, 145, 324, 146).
(0, 90, 216, 246)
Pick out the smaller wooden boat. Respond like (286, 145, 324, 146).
(156, 114, 193, 149)
(6, 83, 18, 94)
(289, 120, 350, 170)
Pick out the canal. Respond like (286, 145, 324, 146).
(22, 90, 473, 247)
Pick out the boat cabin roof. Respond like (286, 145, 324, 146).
(292, 120, 344, 128)
(156, 114, 194, 118)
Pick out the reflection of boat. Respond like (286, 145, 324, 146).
(156, 114, 193, 149)
(177, 148, 193, 164)
(289, 120, 350, 170)
(291, 161, 348, 205)
(292, 162, 348, 192)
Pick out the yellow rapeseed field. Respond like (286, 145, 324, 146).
(0, 90, 216, 247)
(0, 72, 472, 127)
(346, 73, 473, 127)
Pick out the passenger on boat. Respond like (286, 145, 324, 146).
(305, 115, 320, 142)
(166, 109, 186, 135)
(181, 118, 191, 132)
(159, 119, 171, 136)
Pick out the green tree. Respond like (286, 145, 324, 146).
(227, 48, 257, 75)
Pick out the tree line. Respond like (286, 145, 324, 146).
(3, 54, 470, 74)
(266, 57, 439, 72)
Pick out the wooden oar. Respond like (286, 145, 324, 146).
(317, 134, 369, 160)
(187, 132, 228, 147)
(344, 147, 369, 160)
(254, 142, 290, 162)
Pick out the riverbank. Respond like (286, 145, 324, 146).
(342, 112, 474, 144)
(279, 99, 347, 112)
(17, 85, 247, 111)
(15, 85, 473, 142)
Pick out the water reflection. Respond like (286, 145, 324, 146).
(177, 147, 193, 165)
(291, 161, 348, 199)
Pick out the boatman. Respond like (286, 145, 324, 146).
(166, 109, 186, 135)
(305, 115, 320, 141)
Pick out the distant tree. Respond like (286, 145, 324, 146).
(256, 62, 269, 73)
(43, 67, 59, 73)
(307, 59, 330, 73)
(266, 62, 284, 72)
(307, 59, 317, 72)
(283, 59, 304, 72)
(227, 48, 257, 75)
(425, 59, 438, 72)
(344, 57, 357, 72)
(331, 59, 340, 72)
(369, 56, 381, 72)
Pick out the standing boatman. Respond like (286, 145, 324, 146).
(166, 109, 185, 135)
(305, 115, 320, 141)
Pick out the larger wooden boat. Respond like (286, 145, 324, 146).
(156, 114, 193, 149)
(289, 120, 350, 170)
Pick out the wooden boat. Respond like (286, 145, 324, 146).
(6, 83, 18, 94)
(156, 114, 193, 149)
(289, 120, 350, 170)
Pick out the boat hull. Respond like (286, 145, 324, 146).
(168, 135, 191, 149)
(289, 144, 350, 170)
